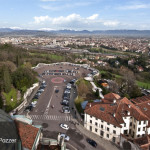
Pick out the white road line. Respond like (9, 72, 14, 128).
(44, 86, 57, 115)
(29, 115, 71, 121)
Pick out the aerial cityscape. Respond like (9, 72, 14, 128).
(0, 0, 150, 150)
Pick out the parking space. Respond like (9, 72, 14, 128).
(20, 63, 101, 149)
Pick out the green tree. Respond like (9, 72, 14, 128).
(95, 89, 100, 98)
(0, 95, 3, 109)
(3, 66, 11, 93)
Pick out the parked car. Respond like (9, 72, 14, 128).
(61, 102, 69, 106)
(62, 106, 69, 110)
(63, 109, 70, 114)
(24, 105, 33, 112)
(60, 133, 70, 141)
(60, 124, 69, 130)
(38, 88, 44, 92)
(55, 89, 59, 93)
(31, 101, 37, 107)
(86, 138, 97, 148)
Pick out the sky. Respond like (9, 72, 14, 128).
(0, 0, 150, 30)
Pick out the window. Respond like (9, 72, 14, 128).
(95, 128, 98, 132)
(101, 120, 103, 123)
(124, 123, 126, 127)
(96, 118, 98, 120)
(130, 122, 132, 126)
(95, 122, 98, 126)
(107, 123, 110, 125)
(138, 128, 140, 132)
(90, 115, 92, 118)
(137, 135, 140, 137)
(100, 130, 104, 137)
(113, 130, 116, 134)
(114, 125, 116, 128)
(90, 120, 92, 124)
(143, 127, 145, 131)
(101, 125, 103, 129)
(129, 129, 131, 134)
(133, 132, 135, 138)
(107, 134, 109, 138)
(144, 121, 146, 124)
(124, 130, 128, 135)
(139, 121, 141, 125)
(112, 137, 116, 143)
(107, 127, 109, 131)
(90, 126, 92, 131)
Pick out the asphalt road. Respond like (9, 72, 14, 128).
(20, 63, 105, 150)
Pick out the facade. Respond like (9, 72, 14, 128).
(84, 93, 150, 147)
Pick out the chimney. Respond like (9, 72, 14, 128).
(89, 103, 91, 108)
(128, 104, 131, 108)
(127, 111, 130, 116)
(113, 99, 116, 103)
(113, 113, 116, 117)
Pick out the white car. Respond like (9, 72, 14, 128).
(60, 124, 69, 130)
(31, 101, 37, 107)
(60, 133, 70, 141)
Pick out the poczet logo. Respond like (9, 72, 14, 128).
(0, 138, 17, 143)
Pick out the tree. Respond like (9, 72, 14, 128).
(0, 94, 3, 109)
(12, 67, 37, 93)
(3, 66, 11, 93)
(95, 89, 100, 98)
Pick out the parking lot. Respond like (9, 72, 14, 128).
(20, 63, 103, 150)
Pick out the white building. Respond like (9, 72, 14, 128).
(84, 93, 150, 145)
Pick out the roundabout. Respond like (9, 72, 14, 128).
(51, 77, 64, 84)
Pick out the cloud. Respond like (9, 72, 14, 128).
(34, 15, 51, 24)
(33, 13, 120, 30)
(103, 21, 119, 26)
(10, 27, 22, 30)
(118, 4, 150, 10)
(87, 14, 99, 20)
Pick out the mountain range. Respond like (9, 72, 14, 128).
(0, 28, 150, 37)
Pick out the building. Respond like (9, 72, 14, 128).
(15, 120, 42, 150)
(84, 93, 150, 149)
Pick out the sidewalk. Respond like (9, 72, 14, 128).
(18, 85, 39, 114)
(75, 122, 121, 150)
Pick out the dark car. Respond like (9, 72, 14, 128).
(55, 89, 59, 93)
(24, 105, 33, 112)
(86, 138, 97, 148)
(61, 101, 69, 106)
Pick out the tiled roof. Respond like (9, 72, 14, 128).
(103, 93, 121, 101)
(15, 121, 39, 150)
(85, 94, 148, 128)
(131, 95, 150, 104)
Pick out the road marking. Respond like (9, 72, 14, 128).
(29, 115, 71, 121)
(67, 143, 78, 150)
(44, 86, 57, 115)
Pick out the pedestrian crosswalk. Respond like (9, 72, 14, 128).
(29, 115, 71, 121)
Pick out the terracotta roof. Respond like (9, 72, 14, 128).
(15, 121, 39, 150)
(103, 93, 121, 101)
(85, 94, 148, 128)
(131, 95, 150, 104)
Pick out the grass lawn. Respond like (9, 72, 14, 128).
(29, 52, 64, 61)
(3, 88, 18, 112)
(136, 81, 150, 89)
(100, 70, 150, 89)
